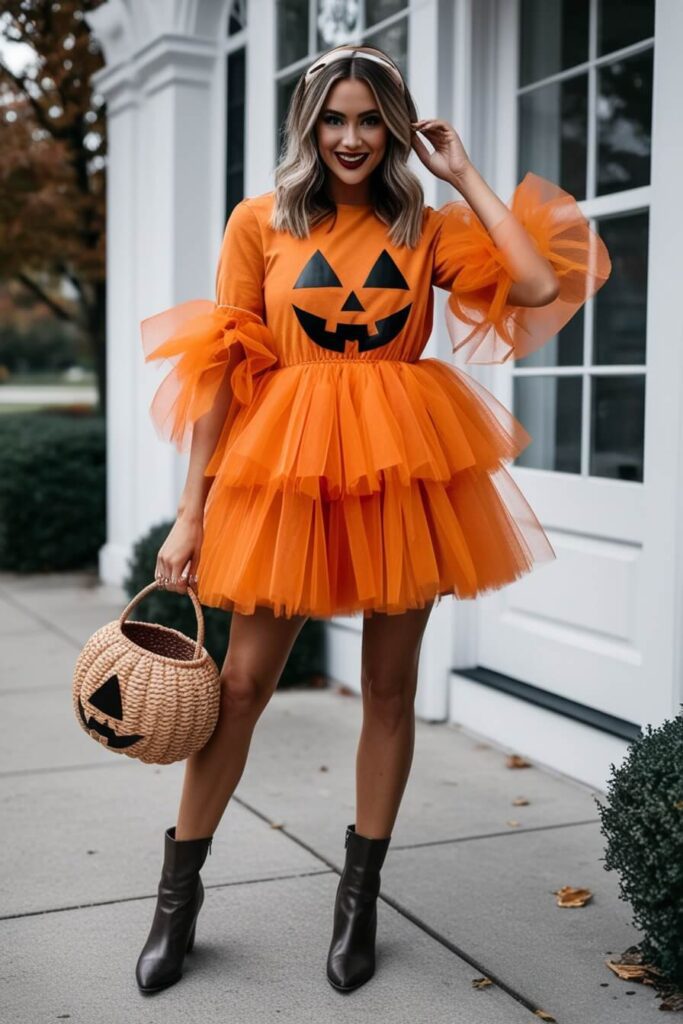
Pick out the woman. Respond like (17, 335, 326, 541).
(135, 43, 611, 995)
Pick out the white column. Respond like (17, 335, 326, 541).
(86, 0, 226, 584)
(96, 67, 140, 583)
(641, 0, 683, 717)
(406, 0, 463, 721)
(245, 0, 277, 195)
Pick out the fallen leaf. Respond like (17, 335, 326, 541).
(471, 977, 493, 988)
(604, 947, 679, 1011)
(506, 819, 521, 828)
(605, 961, 652, 981)
(673, 800, 683, 810)
(554, 885, 593, 907)
(534, 1011, 557, 1022)
(270, 822, 285, 830)
(512, 797, 530, 806)
(506, 754, 532, 769)
(605, 947, 664, 981)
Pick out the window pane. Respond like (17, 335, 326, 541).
(366, 0, 408, 29)
(317, 0, 359, 49)
(276, 76, 300, 159)
(519, 0, 589, 87)
(518, 74, 587, 199)
(226, 49, 246, 219)
(228, 0, 248, 35)
(594, 211, 648, 365)
(513, 376, 582, 473)
(590, 375, 645, 481)
(277, 0, 309, 69)
(597, 49, 652, 195)
(515, 309, 584, 369)
(598, 0, 654, 56)
(365, 17, 408, 78)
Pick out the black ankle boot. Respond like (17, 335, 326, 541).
(326, 823, 392, 992)
(135, 825, 213, 993)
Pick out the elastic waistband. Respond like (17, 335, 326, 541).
(277, 357, 420, 368)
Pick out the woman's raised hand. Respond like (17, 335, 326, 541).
(410, 118, 472, 186)
(154, 513, 203, 594)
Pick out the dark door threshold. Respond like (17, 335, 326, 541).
(453, 666, 642, 742)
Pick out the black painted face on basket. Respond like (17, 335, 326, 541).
(77, 674, 144, 749)
(291, 248, 412, 353)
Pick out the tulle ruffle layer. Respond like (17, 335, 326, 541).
(141, 300, 278, 451)
(197, 463, 555, 619)
(439, 171, 612, 364)
(195, 358, 556, 618)
(205, 358, 531, 499)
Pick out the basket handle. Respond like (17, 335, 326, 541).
(118, 579, 206, 659)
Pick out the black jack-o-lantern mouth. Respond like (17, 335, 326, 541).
(291, 248, 412, 353)
(77, 673, 144, 749)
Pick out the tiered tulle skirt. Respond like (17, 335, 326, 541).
(195, 357, 556, 618)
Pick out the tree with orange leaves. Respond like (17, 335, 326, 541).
(0, 1, 107, 412)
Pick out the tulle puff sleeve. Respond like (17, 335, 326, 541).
(433, 171, 612, 364)
(140, 299, 278, 452)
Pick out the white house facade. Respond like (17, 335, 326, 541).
(86, 0, 683, 791)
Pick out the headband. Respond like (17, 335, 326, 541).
(304, 48, 405, 93)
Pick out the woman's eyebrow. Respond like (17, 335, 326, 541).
(322, 108, 380, 117)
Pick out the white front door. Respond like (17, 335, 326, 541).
(472, 0, 677, 732)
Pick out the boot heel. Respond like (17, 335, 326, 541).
(186, 919, 197, 953)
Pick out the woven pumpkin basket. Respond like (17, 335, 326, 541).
(72, 579, 221, 765)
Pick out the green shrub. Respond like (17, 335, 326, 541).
(0, 318, 86, 373)
(123, 518, 327, 688)
(596, 710, 683, 984)
(0, 409, 105, 571)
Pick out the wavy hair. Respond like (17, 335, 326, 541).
(270, 44, 426, 248)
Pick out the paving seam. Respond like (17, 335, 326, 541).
(388, 817, 601, 849)
(230, 794, 558, 1020)
(0, 869, 335, 921)
(0, 590, 84, 649)
(0, 760, 130, 779)
(1, 684, 92, 697)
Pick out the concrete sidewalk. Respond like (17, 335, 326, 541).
(0, 570, 660, 1023)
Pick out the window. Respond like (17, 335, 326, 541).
(513, 0, 653, 483)
(225, 0, 248, 220)
(275, 0, 409, 161)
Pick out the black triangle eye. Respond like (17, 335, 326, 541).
(362, 249, 409, 289)
(89, 674, 124, 720)
(293, 250, 342, 288)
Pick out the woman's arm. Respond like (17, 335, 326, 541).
(176, 354, 237, 521)
(149, 200, 269, 593)
(411, 118, 560, 307)
(153, 375, 235, 594)
(447, 163, 560, 307)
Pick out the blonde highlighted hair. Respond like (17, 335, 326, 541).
(270, 44, 426, 248)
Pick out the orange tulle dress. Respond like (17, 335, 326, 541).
(140, 172, 611, 619)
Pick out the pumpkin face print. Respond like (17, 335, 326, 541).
(77, 673, 144, 750)
(72, 598, 221, 765)
(292, 248, 412, 353)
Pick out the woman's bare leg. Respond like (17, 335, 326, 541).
(355, 601, 434, 839)
(175, 605, 309, 840)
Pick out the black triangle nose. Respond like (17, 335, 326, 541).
(341, 290, 364, 312)
(88, 674, 124, 720)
